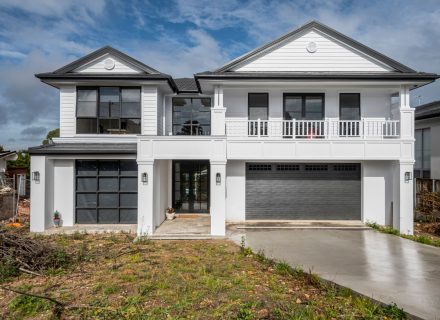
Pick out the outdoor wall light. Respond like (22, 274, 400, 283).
(142, 172, 148, 184)
(216, 172, 221, 185)
(404, 171, 412, 183)
(32, 171, 40, 183)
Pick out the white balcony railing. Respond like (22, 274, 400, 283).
(225, 119, 400, 139)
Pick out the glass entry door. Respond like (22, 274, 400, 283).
(173, 161, 209, 213)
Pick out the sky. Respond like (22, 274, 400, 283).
(0, 0, 439, 150)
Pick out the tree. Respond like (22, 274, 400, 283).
(0, 145, 4, 152)
(7, 151, 30, 170)
(42, 128, 60, 145)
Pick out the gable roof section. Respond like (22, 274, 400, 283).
(415, 101, 440, 120)
(53, 46, 160, 74)
(35, 46, 178, 91)
(213, 21, 416, 73)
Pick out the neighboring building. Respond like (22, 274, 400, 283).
(414, 101, 440, 179)
(0, 151, 17, 181)
(29, 21, 438, 235)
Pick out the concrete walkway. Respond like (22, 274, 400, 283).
(230, 229, 440, 320)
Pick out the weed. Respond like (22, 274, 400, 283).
(236, 302, 255, 320)
(274, 261, 292, 276)
(71, 231, 86, 240)
(8, 290, 52, 317)
(384, 302, 407, 319)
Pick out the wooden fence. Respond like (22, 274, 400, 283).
(415, 178, 440, 207)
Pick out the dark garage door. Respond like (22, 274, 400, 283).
(246, 163, 361, 220)
(76, 160, 138, 224)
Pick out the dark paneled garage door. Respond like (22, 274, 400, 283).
(76, 160, 138, 224)
(246, 163, 361, 220)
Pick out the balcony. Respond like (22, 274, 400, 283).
(225, 119, 400, 139)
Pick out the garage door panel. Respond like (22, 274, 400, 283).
(75, 160, 138, 224)
(246, 163, 361, 220)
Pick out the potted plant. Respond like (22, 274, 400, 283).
(53, 210, 61, 227)
(165, 207, 176, 220)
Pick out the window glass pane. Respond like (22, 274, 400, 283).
(423, 129, 431, 169)
(284, 96, 302, 120)
(77, 102, 97, 117)
(121, 89, 140, 102)
(99, 193, 118, 207)
(340, 94, 360, 120)
(120, 160, 137, 176)
(99, 161, 119, 176)
(77, 177, 97, 191)
(76, 161, 97, 175)
(121, 102, 141, 118)
(249, 107, 268, 120)
(100, 87, 120, 118)
(121, 119, 141, 133)
(173, 98, 191, 109)
(120, 193, 137, 207)
(77, 193, 97, 208)
(120, 209, 137, 223)
(415, 130, 422, 169)
(98, 119, 119, 133)
(192, 111, 210, 124)
(249, 93, 268, 108)
(99, 177, 118, 191)
(172, 98, 211, 135)
(120, 177, 137, 191)
(78, 89, 97, 102)
(201, 98, 211, 107)
(98, 209, 119, 223)
(77, 118, 97, 133)
(100, 87, 119, 102)
(305, 96, 323, 119)
(76, 209, 97, 223)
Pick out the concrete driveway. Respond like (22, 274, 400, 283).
(231, 229, 440, 320)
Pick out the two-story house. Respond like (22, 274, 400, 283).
(29, 21, 438, 236)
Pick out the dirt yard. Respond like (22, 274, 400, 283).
(0, 229, 407, 319)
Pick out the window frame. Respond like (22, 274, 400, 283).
(339, 93, 361, 120)
(414, 128, 431, 178)
(171, 97, 212, 136)
(248, 93, 269, 120)
(283, 93, 325, 120)
(76, 86, 141, 134)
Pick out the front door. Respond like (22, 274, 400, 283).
(173, 161, 209, 213)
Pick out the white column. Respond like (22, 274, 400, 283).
(137, 160, 155, 236)
(211, 85, 226, 136)
(392, 160, 414, 235)
(53, 160, 75, 227)
(399, 85, 414, 139)
(210, 161, 227, 236)
(30, 156, 48, 232)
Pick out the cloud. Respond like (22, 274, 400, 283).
(20, 126, 47, 136)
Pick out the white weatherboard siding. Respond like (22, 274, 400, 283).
(74, 54, 141, 73)
(224, 87, 393, 120)
(157, 90, 164, 136)
(59, 85, 76, 137)
(142, 86, 158, 135)
(234, 30, 392, 72)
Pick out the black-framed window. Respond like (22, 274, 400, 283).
(283, 93, 324, 120)
(414, 128, 431, 178)
(248, 93, 268, 120)
(76, 87, 141, 134)
(340, 93, 360, 120)
(172, 97, 211, 135)
(75, 160, 138, 224)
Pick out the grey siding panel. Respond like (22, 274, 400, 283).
(245, 163, 361, 220)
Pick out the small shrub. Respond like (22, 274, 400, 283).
(274, 261, 292, 276)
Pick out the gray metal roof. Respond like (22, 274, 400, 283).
(28, 143, 137, 155)
(0, 151, 16, 159)
(415, 101, 440, 120)
(174, 78, 199, 93)
(211, 20, 418, 73)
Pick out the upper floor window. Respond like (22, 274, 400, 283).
(248, 93, 268, 120)
(415, 128, 431, 178)
(76, 87, 141, 134)
(283, 93, 324, 120)
(340, 93, 360, 120)
(172, 97, 211, 135)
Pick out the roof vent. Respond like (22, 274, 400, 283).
(104, 58, 115, 70)
(306, 42, 317, 53)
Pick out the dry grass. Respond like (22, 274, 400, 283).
(0, 232, 406, 319)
